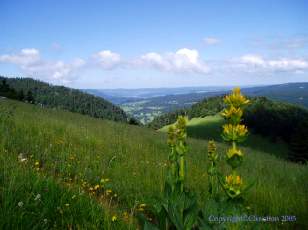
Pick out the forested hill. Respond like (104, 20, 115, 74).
(149, 96, 308, 162)
(0, 76, 128, 122)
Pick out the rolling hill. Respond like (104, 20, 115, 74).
(0, 76, 128, 122)
(1, 98, 307, 228)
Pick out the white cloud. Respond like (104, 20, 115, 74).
(240, 54, 266, 66)
(139, 48, 209, 74)
(0, 48, 85, 84)
(239, 54, 308, 72)
(203, 37, 220, 45)
(92, 50, 121, 69)
(0, 48, 40, 66)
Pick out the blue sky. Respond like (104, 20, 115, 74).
(1, 0, 308, 88)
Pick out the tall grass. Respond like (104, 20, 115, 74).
(1, 99, 308, 229)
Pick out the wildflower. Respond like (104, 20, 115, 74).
(65, 203, 70, 207)
(35, 161, 40, 167)
(167, 125, 177, 147)
(94, 184, 100, 190)
(111, 215, 117, 222)
(139, 203, 146, 208)
(226, 147, 243, 158)
(221, 106, 243, 124)
(18, 201, 24, 207)
(208, 140, 218, 162)
(123, 211, 129, 219)
(223, 87, 250, 108)
(106, 189, 112, 195)
(224, 174, 243, 198)
(226, 147, 243, 169)
(100, 178, 110, 184)
(222, 124, 248, 142)
(18, 153, 27, 163)
(34, 194, 41, 201)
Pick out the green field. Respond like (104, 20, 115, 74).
(1, 99, 308, 229)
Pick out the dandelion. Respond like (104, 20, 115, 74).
(111, 215, 117, 222)
(18, 201, 24, 207)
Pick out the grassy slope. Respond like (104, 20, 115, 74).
(1, 99, 308, 229)
(160, 115, 289, 159)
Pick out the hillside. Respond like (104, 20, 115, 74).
(160, 115, 289, 159)
(0, 98, 307, 228)
(0, 76, 128, 122)
(150, 96, 308, 162)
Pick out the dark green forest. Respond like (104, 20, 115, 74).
(0, 76, 128, 122)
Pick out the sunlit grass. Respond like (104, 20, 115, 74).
(1, 99, 307, 228)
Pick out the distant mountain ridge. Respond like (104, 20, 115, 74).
(0, 76, 128, 122)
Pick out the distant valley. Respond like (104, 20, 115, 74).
(85, 82, 308, 123)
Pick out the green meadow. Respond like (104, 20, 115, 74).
(1, 99, 308, 229)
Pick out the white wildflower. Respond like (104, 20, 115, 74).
(34, 194, 41, 201)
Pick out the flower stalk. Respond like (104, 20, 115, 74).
(221, 87, 250, 199)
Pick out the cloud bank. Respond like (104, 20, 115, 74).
(1, 48, 307, 84)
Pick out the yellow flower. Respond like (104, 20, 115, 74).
(222, 124, 248, 142)
(226, 175, 233, 185)
(225, 174, 242, 187)
(221, 105, 243, 119)
(111, 215, 117, 222)
(236, 176, 242, 186)
(224, 87, 250, 108)
(35, 161, 40, 166)
(100, 178, 110, 183)
(139, 203, 146, 208)
(226, 147, 243, 159)
(123, 211, 129, 219)
(106, 189, 112, 195)
(94, 184, 100, 190)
